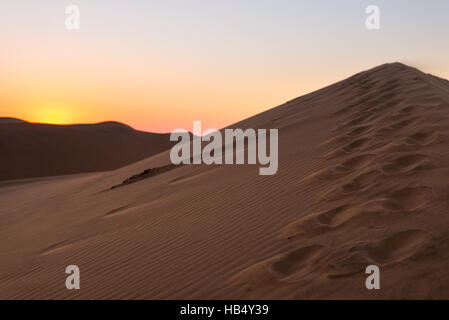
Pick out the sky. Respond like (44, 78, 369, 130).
(1, 0, 449, 132)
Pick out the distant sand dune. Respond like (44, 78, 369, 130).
(0, 120, 174, 181)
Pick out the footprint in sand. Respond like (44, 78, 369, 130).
(230, 245, 325, 289)
(342, 137, 372, 153)
(363, 230, 433, 265)
(347, 124, 372, 137)
(387, 186, 433, 211)
(326, 230, 434, 280)
(380, 154, 433, 175)
(406, 131, 440, 146)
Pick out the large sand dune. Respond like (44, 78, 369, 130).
(0, 120, 173, 181)
(1, 63, 449, 299)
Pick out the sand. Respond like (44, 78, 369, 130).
(1, 63, 449, 299)
(0, 121, 173, 181)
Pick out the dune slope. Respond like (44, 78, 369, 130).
(1, 63, 449, 299)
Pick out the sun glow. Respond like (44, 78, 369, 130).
(34, 104, 74, 125)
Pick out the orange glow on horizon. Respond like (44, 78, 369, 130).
(33, 104, 74, 125)
(2, 1, 449, 133)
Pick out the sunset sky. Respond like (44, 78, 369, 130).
(1, 0, 449, 132)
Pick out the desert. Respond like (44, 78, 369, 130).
(2, 62, 449, 299)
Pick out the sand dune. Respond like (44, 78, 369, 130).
(1, 63, 449, 299)
(0, 120, 173, 181)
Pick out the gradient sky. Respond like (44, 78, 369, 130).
(1, 0, 449, 132)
